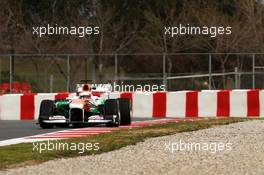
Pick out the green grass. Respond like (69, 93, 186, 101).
(0, 118, 248, 170)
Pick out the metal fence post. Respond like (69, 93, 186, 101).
(163, 53, 167, 90)
(235, 67, 238, 89)
(252, 54, 255, 89)
(0, 59, 2, 84)
(50, 74, 53, 93)
(92, 56, 96, 83)
(209, 54, 212, 90)
(0, 59, 2, 83)
(9, 55, 13, 94)
(67, 55, 71, 92)
(114, 54, 118, 85)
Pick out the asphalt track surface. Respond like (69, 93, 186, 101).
(0, 118, 159, 141)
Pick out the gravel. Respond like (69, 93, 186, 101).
(1, 120, 264, 175)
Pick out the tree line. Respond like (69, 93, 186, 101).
(1, 0, 263, 53)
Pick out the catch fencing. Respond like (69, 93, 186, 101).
(0, 53, 263, 93)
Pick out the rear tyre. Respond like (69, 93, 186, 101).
(38, 100, 55, 129)
(118, 98, 131, 126)
(104, 99, 119, 127)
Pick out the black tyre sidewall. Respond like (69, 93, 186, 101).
(104, 99, 120, 126)
(38, 100, 55, 129)
(118, 98, 131, 125)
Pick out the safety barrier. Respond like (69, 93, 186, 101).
(0, 93, 71, 120)
(0, 90, 263, 120)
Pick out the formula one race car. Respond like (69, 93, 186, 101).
(38, 83, 131, 129)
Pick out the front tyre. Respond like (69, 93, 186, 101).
(38, 100, 55, 129)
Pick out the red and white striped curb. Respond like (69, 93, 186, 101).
(1, 89, 263, 120)
(27, 118, 198, 139)
(0, 118, 202, 146)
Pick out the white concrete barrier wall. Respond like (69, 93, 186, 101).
(230, 90, 248, 117)
(133, 92, 153, 118)
(0, 94, 22, 120)
(0, 90, 263, 120)
(260, 91, 264, 117)
(166, 91, 187, 118)
(198, 91, 218, 117)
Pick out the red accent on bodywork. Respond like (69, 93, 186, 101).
(55, 93, 69, 100)
(92, 91, 102, 97)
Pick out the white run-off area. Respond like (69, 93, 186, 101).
(1, 120, 264, 175)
